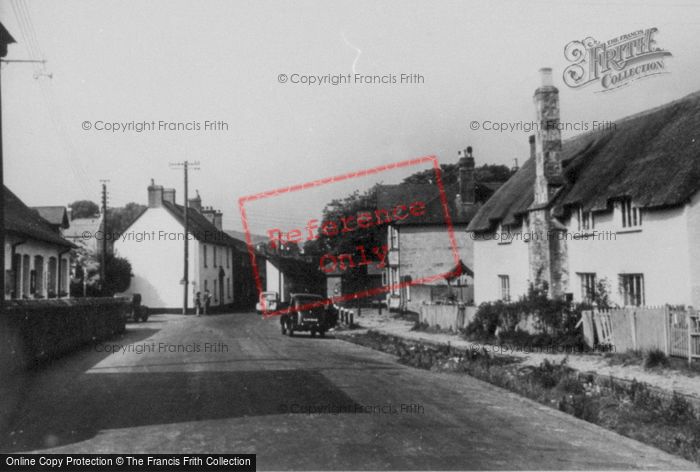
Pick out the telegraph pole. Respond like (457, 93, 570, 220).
(169, 161, 200, 315)
(0, 24, 45, 311)
(99, 180, 109, 291)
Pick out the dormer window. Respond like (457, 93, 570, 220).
(620, 198, 642, 228)
(577, 206, 594, 231)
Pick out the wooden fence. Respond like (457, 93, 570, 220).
(582, 306, 700, 365)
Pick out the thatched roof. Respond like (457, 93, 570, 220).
(468, 90, 700, 233)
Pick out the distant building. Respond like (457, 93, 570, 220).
(468, 69, 700, 307)
(63, 214, 105, 254)
(378, 150, 502, 312)
(265, 255, 324, 303)
(4, 187, 75, 299)
(114, 180, 249, 309)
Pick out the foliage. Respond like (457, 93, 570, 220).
(303, 184, 386, 290)
(643, 348, 670, 369)
(463, 283, 585, 348)
(102, 254, 133, 295)
(106, 202, 147, 234)
(70, 244, 132, 296)
(402, 163, 515, 185)
(69, 200, 100, 219)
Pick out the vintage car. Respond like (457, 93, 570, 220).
(280, 293, 337, 337)
(256, 291, 280, 314)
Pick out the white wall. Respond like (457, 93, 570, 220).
(398, 224, 472, 284)
(687, 192, 700, 307)
(472, 201, 697, 307)
(265, 260, 286, 301)
(567, 205, 691, 306)
(5, 236, 71, 299)
(472, 223, 529, 304)
(114, 208, 196, 308)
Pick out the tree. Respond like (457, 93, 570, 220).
(103, 254, 133, 295)
(69, 200, 100, 219)
(304, 185, 385, 295)
(107, 202, 147, 234)
(70, 243, 132, 296)
(402, 163, 514, 185)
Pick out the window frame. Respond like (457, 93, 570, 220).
(619, 273, 644, 306)
(498, 274, 511, 302)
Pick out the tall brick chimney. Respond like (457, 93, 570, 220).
(147, 179, 164, 208)
(533, 67, 563, 203)
(458, 146, 476, 205)
(213, 210, 223, 231)
(188, 190, 202, 213)
(528, 68, 568, 298)
(162, 188, 176, 205)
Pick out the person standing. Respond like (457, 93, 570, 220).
(204, 288, 211, 316)
(195, 291, 202, 316)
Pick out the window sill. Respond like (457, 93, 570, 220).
(616, 228, 642, 235)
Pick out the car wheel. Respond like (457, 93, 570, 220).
(319, 329, 326, 338)
(281, 322, 287, 335)
(310, 329, 316, 337)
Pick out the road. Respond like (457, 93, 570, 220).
(0, 312, 694, 470)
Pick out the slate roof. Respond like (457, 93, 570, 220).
(5, 187, 75, 248)
(376, 182, 496, 226)
(32, 206, 69, 229)
(63, 216, 102, 240)
(468, 90, 700, 233)
(162, 201, 241, 248)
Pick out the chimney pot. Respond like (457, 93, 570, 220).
(539, 67, 553, 87)
(147, 180, 164, 208)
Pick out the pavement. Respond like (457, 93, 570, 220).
(352, 308, 700, 403)
(0, 312, 696, 470)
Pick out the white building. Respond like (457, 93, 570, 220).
(114, 180, 243, 309)
(468, 69, 700, 308)
(377, 150, 505, 312)
(4, 187, 75, 299)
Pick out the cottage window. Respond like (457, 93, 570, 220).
(619, 273, 644, 306)
(389, 226, 399, 250)
(620, 199, 642, 228)
(578, 272, 596, 304)
(390, 267, 400, 295)
(577, 207, 594, 231)
(203, 245, 208, 268)
(213, 246, 217, 267)
(498, 275, 510, 302)
(226, 248, 230, 268)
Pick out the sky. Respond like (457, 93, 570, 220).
(1, 0, 699, 236)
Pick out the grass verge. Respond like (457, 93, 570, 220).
(344, 330, 700, 465)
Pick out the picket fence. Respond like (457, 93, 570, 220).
(581, 306, 700, 365)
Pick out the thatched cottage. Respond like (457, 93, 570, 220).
(467, 68, 700, 307)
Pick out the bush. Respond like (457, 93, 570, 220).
(463, 284, 585, 348)
(643, 349, 670, 369)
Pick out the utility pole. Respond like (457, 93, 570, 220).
(0, 23, 45, 311)
(99, 180, 109, 292)
(170, 161, 200, 315)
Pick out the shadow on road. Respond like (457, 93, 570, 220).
(0, 369, 360, 452)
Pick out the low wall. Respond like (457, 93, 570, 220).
(419, 303, 477, 331)
(0, 297, 129, 374)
